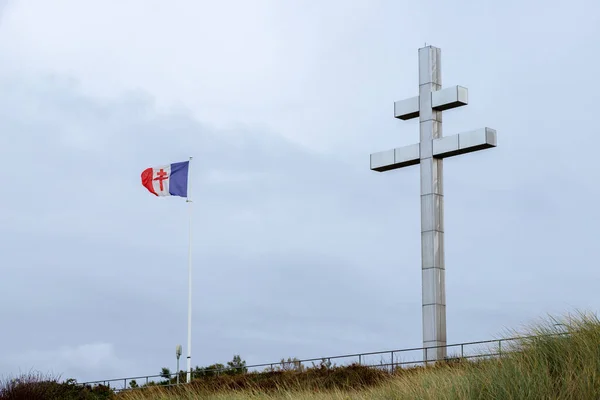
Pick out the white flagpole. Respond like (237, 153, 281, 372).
(186, 156, 193, 383)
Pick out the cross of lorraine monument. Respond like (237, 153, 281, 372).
(370, 45, 497, 363)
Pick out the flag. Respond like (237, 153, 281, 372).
(141, 161, 189, 197)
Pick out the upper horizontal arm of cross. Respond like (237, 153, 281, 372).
(394, 86, 468, 120)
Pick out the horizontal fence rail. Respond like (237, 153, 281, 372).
(78, 332, 567, 392)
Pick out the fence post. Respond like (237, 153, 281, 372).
(499, 340, 502, 356)
(390, 351, 394, 373)
(461, 344, 464, 359)
(124, 379, 126, 390)
(359, 354, 361, 365)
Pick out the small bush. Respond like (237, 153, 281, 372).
(0, 372, 115, 400)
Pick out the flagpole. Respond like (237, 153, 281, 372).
(186, 156, 193, 383)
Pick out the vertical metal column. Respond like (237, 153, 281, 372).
(186, 156, 194, 382)
(370, 44, 497, 364)
(418, 46, 446, 363)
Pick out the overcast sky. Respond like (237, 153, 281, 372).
(1, 0, 599, 384)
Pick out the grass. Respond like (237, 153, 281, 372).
(3, 312, 600, 399)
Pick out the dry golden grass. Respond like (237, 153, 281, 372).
(117, 365, 472, 400)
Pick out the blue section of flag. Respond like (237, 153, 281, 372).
(169, 161, 189, 197)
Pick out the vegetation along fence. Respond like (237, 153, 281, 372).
(78, 333, 565, 392)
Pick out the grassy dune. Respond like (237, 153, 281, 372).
(2, 313, 599, 399)
(118, 313, 600, 400)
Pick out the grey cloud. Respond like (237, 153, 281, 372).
(0, 74, 420, 380)
(1, 0, 600, 384)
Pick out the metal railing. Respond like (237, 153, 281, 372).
(78, 333, 563, 392)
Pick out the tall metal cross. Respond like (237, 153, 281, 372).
(370, 45, 497, 363)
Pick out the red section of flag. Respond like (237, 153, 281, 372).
(141, 168, 158, 196)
